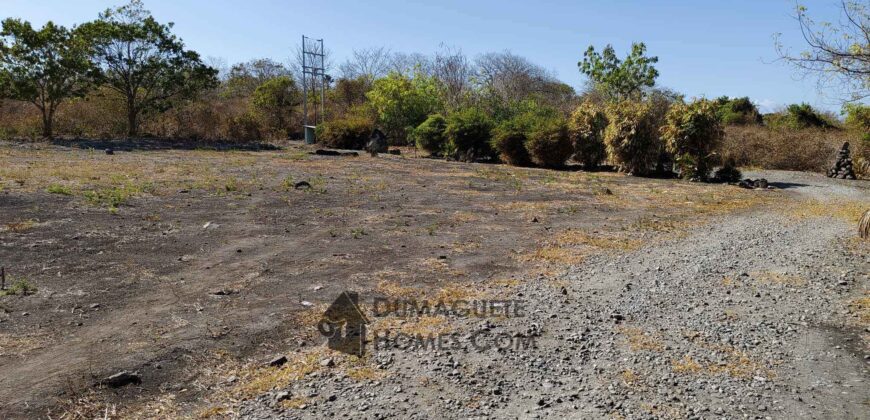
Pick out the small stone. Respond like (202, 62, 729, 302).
(320, 358, 335, 367)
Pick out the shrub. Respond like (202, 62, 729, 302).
(226, 112, 263, 142)
(316, 117, 374, 150)
(843, 103, 870, 133)
(491, 119, 531, 166)
(765, 103, 836, 130)
(715, 96, 762, 125)
(445, 108, 494, 159)
(661, 99, 724, 180)
(714, 157, 742, 183)
(367, 71, 442, 144)
(568, 102, 608, 168)
(526, 117, 573, 168)
(412, 114, 448, 155)
(603, 101, 661, 175)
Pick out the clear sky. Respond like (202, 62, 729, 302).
(2, 0, 859, 113)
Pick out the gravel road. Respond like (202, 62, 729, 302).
(239, 171, 869, 419)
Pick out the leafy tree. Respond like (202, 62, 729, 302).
(843, 103, 870, 132)
(223, 58, 290, 98)
(578, 43, 659, 101)
(0, 19, 93, 138)
(776, 1, 869, 102)
(366, 71, 441, 143)
(80, 0, 218, 137)
(661, 99, 724, 180)
(251, 76, 300, 134)
(525, 116, 573, 168)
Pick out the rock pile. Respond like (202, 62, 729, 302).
(827, 142, 857, 179)
(738, 178, 769, 189)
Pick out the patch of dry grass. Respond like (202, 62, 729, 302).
(753, 271, 807, 287)
(848, 292, 870, 325)
(2, 219, 37, 233)
(555, 229, 642, 251)
(789, 199, 867, 223)
(522, 246, 586, 265)
(619, 327, 664, 352)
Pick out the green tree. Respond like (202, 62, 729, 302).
(80, 0, 218, 137)
(843, 103, 870, 132)
(0, 19, 93, 138)
(714, 96, 763, 125)
(366, 71, 442, 143)
(251, 75, 300, 134)
(578, 43, 659, 101)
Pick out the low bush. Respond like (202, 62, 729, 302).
(491, 120, 531, 166)
(526, 117, 573, 168)
(603, 101, 661, 175)
(714, 157, 742, 183)
(662, 99, 724, 180)
(226, 112, 263, 142)
(445, 108, 494, 159)
(317, 117, 374, 150)
(567, 102, 608, 168)
(412, 114, 448, 155)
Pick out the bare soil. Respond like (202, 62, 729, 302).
(0, 140, 797, 418)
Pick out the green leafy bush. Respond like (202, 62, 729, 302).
(367, 71, 442, 144)
(525, 117, 573, 168)
(491, 119, 531, 166)
(445, 108, 494, 159)
(603, 101, 661, 175)
(715, 96, 762, 125)
(765, 103, 836, 130)
(568, 102, 608, 168)
(662, 99, 724, 180)
(317, 117, 374, 150)
(412, 114, 448, 155)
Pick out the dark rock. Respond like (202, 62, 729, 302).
(752, 178, 768, 189)
(105, 148, 114, 155)
(314, 149, 341, 156)
(294, 181, 312, 190)
(827, 142, 857, 180)
(268, 355, 288, 367)
(101, 371, 141, 388)
(388, 149, 401, 155)
(366, 129, 388, 156)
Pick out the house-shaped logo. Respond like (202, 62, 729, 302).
(317, 291, 370, 356)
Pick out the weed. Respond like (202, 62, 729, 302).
(46, 184, 73, 195)
(351, 228, 367, 239)
(1, 278, 37, 296)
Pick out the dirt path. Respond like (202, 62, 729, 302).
(237, 171, 869, 419)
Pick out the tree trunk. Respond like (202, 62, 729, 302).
(41, 109, 54, 140)
(127, 106, 139, 138)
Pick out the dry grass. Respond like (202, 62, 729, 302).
(522, 246, 586, 265)
(789, 199, 868, 223)
(619, 327, 664, 352)
(0, 333, 46, 357)
(753, 271, 807, 287)
(2, 219, 37, 233)
(555, 229, 642, 251)
(720, 125, 866, 174)
(848, 292, 870, 325)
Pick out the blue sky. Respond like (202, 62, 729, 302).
(2, 0, 859, 113)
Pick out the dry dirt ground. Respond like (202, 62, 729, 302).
(0, 140, 865, 419)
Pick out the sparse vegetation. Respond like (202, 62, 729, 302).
(604, 100, 660, 175)
(662, 99, 724, 180)
(568, 102, 608, 168)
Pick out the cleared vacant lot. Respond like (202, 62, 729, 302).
(0, 141, 865, 418)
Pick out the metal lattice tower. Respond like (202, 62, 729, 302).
(301, 35, 326, 143)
